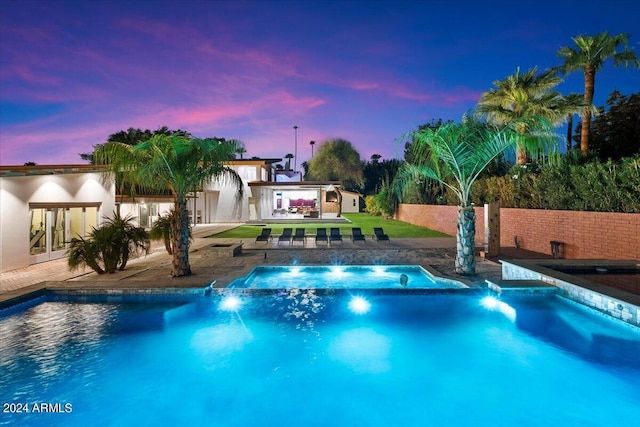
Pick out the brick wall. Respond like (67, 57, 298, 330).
(397, 204, 640, 259)
(397, 204, 485, 242)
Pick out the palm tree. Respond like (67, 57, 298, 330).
(67, 212, 149, 274)
(476, 67, 583, 164)
(231, 139, 247, 159)
(96, 134, 243, 277)
(284, 153, 294, 170)
(102, 212, 150, 271)
(557, 32, 640, 156)
(395, 119, 516, 275)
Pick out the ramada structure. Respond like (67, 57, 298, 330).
(1, 159, 361, 272)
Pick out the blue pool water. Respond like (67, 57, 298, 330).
(228, 265, 466, 289)
(1, 291, 639, 426)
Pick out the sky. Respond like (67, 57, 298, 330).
(1, 0, 639, 166)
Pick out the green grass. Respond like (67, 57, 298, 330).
(208, 213, 451, 239)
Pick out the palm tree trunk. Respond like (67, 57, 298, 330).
(171, 198, 192, 277)
(336, 188, 343, 217)
(566, 114, 573, 151)
(455, 206, 476, 275)
(581, 66, 595, 156)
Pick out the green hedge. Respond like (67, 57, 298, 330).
(470, 156, 640, 213)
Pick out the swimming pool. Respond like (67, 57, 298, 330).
(1, 291, 639, 426)
(227, 265, 467, 289)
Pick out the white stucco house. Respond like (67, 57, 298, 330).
(119, 159, 342, 225)
(0, 165, 115, 272)
(1, 159, 343, 272)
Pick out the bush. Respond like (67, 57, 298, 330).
(471, 155, 640, 212)
(67, 212, 150, 274)
(365, 195, 381, 216)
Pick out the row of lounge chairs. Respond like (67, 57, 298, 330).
(255, 227, 390, 245)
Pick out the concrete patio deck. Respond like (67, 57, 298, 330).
(0, 224, 508, 306)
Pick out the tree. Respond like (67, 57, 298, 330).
(284, 153, 294, 170)
(307, 138, 364, 190)
(395, 119, 516, 275)
(232, 139, 247, 159)
(363, 158, 403, 195)
(557, 31, 640, 156)
(80, 127, 190, 163)
(67, 212, 149, 274)
(587, 90, 640, 161)
(307, 138, 364, 216)
(96, 134, 243, 277)
(476, 67, 583, 164)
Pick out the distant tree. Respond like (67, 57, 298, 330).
(23, 161, 37, 166)
(301, 160, 310, 180)
(307, 138, 364, 216)
(585, 91, 640, 161)
(80, 127, 191, 163)
(476, 67, 583, 164)
(363, 158, 403, 195)
(232, 140, 247, 159)
(557, 31, 640, 156)
(308, 138, 364, 190)
(395, 119, 517, 275)
(95, 134, 243, 277)
(284, 153, 294, 170)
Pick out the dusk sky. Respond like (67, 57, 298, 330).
(1, 0, 639, 166)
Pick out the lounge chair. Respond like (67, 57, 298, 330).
(373, 227, 390, 242)
(329, 227, 343, 244)
(315, 228, 328, 245)
(278, 228, 293, 245)
(292, 228, 306, 245)
(255, 227, 272, 243)
(351, 227, 365, 243)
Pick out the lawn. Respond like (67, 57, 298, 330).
(208, 213, 451, 239)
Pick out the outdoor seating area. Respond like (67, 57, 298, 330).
(256, 226, 396, 248)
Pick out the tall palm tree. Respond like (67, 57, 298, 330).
(395, 119, 516, 275)
(476, 67, 583, 164)
(96, 134, 243, 277)
(557, 31, 640, 156)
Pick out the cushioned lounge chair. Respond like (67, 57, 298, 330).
(292, 228, 306, 245)
(255, 227, 272, 243)
(315, 228, 328, 245)
(278, 228, 293, 245)
(351, 227, 365, 243)
(329, 227, 343, 244)
(373, 227, 390, 242)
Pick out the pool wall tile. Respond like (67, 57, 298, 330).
(501, 260, 640, 328)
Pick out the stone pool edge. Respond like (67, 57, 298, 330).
(500, 259, 640, 328)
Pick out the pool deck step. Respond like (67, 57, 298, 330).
(486, 279, 558, 295)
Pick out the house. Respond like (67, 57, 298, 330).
(340, 190, 363, 214)
(0, 165, 115, 272)
(0, 159, 342, 272)
(118, 158, 342, 224)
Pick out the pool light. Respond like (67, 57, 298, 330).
(348, 296, 371, 314)
(480, 296, 516, 322)
(373, 266, 386, 275)
(220, 296, 241, 311)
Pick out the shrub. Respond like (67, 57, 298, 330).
(365, 195, 381, 216)
(67, 212, 150, 274)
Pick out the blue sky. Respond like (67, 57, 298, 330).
(1, 0, 639, 166)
